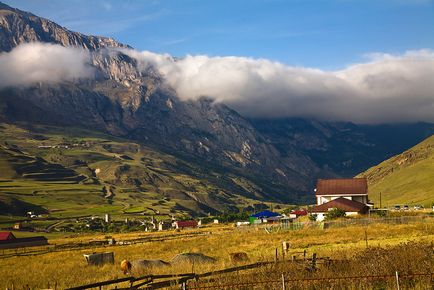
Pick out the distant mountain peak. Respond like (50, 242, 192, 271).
(0, 1, 129, 52)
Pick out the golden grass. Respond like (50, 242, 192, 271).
(1, 221, 433, 289)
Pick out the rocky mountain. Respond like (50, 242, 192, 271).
(251, 118, 434, 177)
(0, 2, 323, 210)
(1, 2, 433, 214)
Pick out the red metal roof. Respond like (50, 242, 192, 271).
(316, 178, 367, 196)
(292, 209, 308, 216)
(176, 221, 198, 228)
(310, 197, 369, 213)
(0, 232, 15, 241)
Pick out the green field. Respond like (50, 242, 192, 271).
(359, 134, 434, 207)
(0, 123, 289, 224)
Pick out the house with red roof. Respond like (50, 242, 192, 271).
(0, 231, 48, 249)
(311, 178, 372, 221)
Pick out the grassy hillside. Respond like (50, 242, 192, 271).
(358, 134, 434, 207)
(0, 123, 289, 220)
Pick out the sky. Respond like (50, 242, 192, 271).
(4, 0, 434, 70)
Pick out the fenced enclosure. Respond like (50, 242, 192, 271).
(259, 214, 434, 232)
(61, 260, 433, 290)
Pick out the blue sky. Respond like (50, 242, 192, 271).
(4, 0, 434, 69)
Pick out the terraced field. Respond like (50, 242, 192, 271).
(0, 123, 287, 222)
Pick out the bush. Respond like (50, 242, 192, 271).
(308, 214, 317, 221)
(325, 208, 346, 220)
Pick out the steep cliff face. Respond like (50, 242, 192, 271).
(0, 2, 324, 205)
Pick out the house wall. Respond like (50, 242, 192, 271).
(315, 211, 359, 221)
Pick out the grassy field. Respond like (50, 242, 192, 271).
(359, 134, 434, 208)
(0, 220, 433, 289)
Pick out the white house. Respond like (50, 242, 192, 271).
(311, 178, 372, 221)
(315, 178, 370, 206)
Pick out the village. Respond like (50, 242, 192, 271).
(0, 177, 432, 289)
(1, 177, 432, 250)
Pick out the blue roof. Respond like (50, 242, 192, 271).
(250, 210, 280, 218)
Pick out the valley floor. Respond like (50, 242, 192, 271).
(1, 220, 433, 289)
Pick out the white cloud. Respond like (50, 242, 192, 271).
(123, 49, 434, 124)
(0, 42, 94, 88)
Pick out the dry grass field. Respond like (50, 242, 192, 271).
(1, 219, 433, 289)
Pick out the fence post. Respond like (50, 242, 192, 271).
(365, 229, 368, 248)
(312, 253, 317, 270)
(395, 271, 400, 290)
(281, 274, 286, 290)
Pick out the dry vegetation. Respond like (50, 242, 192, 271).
(1, 220, 433, 289)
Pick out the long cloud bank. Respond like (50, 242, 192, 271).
(0, 42, 94, 88)
(1, 42, 433, 124)
(124, 49, 434, 124)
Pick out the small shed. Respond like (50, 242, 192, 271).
(174, 220, 198, 229)
(291, 209, 308, 217)
(0, 232, 15, 241)
(0, 235, 48, 249)
(83, 252, 114, 266)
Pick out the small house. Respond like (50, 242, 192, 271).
(310, 197, 369, 221)
(249, 210, 280, 224)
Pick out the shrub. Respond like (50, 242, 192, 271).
(308, 214, 317, 221)
(325, 208, 346, 220)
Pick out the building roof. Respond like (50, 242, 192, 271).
(291, 209, 308, 216)
(310, 197, 369, 213)
(316, 178, 367, 196)
(176, 220, 198, 228)
(250, 210, 280, 218)
(0, 232, 15, 241)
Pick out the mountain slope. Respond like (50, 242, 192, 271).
(0, 1, 326, 206)
(0, 123, 298, 217)
(358, 135, 434, 207)
(252, 118, 434, 176)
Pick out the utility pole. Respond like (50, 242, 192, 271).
(379, 192, 382, 209)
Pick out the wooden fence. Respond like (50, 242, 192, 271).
(0, 231, 211, 259)
(65, 261, 433, 290)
